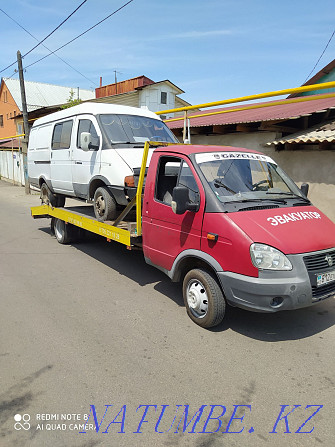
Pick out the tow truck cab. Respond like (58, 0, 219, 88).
(142, 145, 335, 327)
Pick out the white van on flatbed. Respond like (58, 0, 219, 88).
(28, 102, 178, 220)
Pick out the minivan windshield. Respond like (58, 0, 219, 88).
(98, 114, 178, 145)
(195, 152, 307, 203)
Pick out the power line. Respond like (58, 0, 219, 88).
(0, 6, 96, 86)
(23, 1, 87, 58)
(0, 1, 87, 73)
(24, 0, 134, 70)
(303, 29, 335, 83)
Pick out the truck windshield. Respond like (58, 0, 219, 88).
(195, 152, 307, 203)
(98, 114, 178, 145)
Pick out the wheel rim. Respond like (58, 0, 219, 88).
(54, 219, 63, 241)
(186, 279, 208, 318)
(95, 194, 105, 217)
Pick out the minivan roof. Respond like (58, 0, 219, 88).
(32, 102, 162, 127)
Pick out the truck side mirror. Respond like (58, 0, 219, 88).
(171, 186, 199, 214)
(80, 132, 92, 151)
(301, 183, 309, 197)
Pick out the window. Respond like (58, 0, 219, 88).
(52, 120, 73, 149)
(77, 119, 99, 149)
(4, 91, 8, 103)
(99, 114, 178, 144)
(155, 156, 199, 206)
(161, 91, 167, 104)
(178, 162, 200, 204)
(17, 123, 23, 134)
(0, 115, 3, 127)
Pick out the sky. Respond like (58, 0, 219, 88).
(1, 0, 335, 106)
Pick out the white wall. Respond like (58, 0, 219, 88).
(0, 149, 25, 186)
(190, 131, 280, 151)
(139, 84, 176, 118)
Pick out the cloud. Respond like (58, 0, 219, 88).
(168, 30, 233, 39)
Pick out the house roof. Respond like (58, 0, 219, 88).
(95, 76, 185, 99)
(139, 80, 184, 95)
(167, 94, 335, 129)
(293, 59, 335, 91)
(0, 138, 21, 149)
(3, 78, 94, 112)
(267, 119, 335, 145)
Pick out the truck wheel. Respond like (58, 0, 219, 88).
(53, 218, 74, 244)
(183, 268, 226, 328)
(40, 183, 65, 207)
(93, 186, 117, 221)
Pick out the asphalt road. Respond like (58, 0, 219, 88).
(0, 179, 334, 447)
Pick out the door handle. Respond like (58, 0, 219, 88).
(75, 161, 83, 164)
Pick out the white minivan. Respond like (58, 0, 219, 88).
(28, 102, 178, 220)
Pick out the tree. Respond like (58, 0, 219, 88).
(61, 89, 82, 109)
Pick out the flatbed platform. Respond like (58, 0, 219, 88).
(31, 204, 140, 247)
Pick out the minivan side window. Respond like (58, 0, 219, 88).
(77, 119, 99, 149)
(52, 120, 73, 149)
(155, 156, 200, 206)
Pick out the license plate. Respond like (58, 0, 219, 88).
(317, 270, 335, 287)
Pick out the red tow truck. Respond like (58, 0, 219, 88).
(31, 142, 335, 328)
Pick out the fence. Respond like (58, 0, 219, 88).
(0, 138, 25, 186)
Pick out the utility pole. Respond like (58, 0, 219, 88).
(114, 70, 118, 94)
(17, 50, 30, 194)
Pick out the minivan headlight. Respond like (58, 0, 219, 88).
(250, 243, 292, 271)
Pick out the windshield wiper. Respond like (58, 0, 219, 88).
(110, 141, 144, 148)
(266, 191, 310, 203)
(213, 179, 237, 195)
(232, 198, 287, 204)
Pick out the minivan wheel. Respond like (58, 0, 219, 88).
(183, 268, 226, 328)
(40, 183, 65, 207)
(93, 186, 117, 221)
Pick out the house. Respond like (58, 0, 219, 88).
(93, 75, 191, 118)
(0, 77, 95, 140)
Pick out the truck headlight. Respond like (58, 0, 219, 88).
(250, 243, 292, 271)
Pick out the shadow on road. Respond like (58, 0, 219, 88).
(40, 224, 335, 341)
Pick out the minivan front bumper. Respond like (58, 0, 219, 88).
(218, 250, 335, 312)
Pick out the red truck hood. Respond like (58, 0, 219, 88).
(228, 206, 335, 255)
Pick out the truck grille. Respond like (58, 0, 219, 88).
(303, 249, 335, 271)
(304, 248, 335, 300)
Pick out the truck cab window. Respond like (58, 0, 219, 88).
(77, 119, 99, 149)
(178, 162, 200, 204)
(155, 157, 199, 206)
(52, 120, 73, 149)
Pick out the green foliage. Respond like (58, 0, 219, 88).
(61, 89, 82, 109)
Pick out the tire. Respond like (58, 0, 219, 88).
(53, 218, 75, 244)
(56, 195, 66, 207)
(40, 183, 65, 207)
(183, 268, 226, 328)
(93, 186, 117, 221)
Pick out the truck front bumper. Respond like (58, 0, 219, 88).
(217, 252, 335, 312)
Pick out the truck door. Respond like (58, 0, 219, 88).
(142, 154, 204, 271)
(72, 115, 101, 199)
(50, 119, 74, 193)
